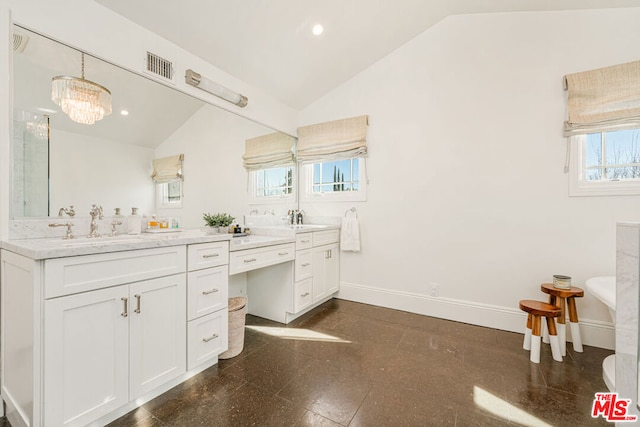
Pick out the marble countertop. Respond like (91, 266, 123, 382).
(0, 224, 338, 260)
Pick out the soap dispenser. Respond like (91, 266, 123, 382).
(127, 207, 142, 235)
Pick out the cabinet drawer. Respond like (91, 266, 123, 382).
(229, 243, 295, 275)
(188, 241, 229, 271)
(313, 229, 340, 246)
(187, 310, 228, 371)
(296, 233, 313, 250)
(187, 265, 229, 321)
(44, 246, 187, 299)
(293, 278, 313, 313)
(294, 249, 312, 282)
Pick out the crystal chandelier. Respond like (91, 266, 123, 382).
(51, 53, 112, 125)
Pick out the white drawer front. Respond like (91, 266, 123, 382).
(187, 310, 228, 371)
(187, 241, 229, 271)
(229, 243, 295, 275)
(187, 265, 229, 321)
(294, 249, 313, 282)
(44, 246, 187, 299)
(313, 229, 340, 246)
(295, 233, 313, 250)
(293, 278, 313, 313)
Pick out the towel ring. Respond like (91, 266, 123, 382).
(345, 207, 358, 218)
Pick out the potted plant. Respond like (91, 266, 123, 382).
(203, 212, 235, 234)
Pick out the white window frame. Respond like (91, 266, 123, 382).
(156, 181, 183, 209)
(301, 157, 367, 203)
(569, 131, 640, 197)
(248, 165, 296, 205)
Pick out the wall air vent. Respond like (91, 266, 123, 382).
(13, 31, 29, 53)
(144, 51, 175, 83)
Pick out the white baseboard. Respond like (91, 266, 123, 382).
(337, 282, 615, 350)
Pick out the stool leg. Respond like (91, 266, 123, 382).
(557, 298, 567, 356)
(523, 313, 532, 350)
(530, 314, 542, 364)
(546, 316, 562, 362)
(542, 317, 550, 344)
(567, 297, 583, 353)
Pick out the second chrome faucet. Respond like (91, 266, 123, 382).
(88, 204, 104, 237)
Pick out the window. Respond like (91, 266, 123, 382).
(570, 128, 640, 196)
(157, 181, 183, 208)
(249, 165, 295, 203)
(302, 157, 366, 202)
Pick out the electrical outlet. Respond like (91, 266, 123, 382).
(429, 283, 440, 297)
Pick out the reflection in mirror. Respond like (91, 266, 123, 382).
(12, 25, 203, 218)
(12, 25, 296, 226)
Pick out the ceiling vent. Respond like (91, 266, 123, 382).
(144, 51, 175, 84)
(13, 30, 29, 53)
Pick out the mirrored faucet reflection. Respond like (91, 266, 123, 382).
(58, 205, 75, 217)
(88, 204, 104, 238)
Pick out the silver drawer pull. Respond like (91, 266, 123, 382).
(202, 334, 219, 343)
(244, 258, 257, 263)
(278, 252, 288, 256)
(301, 240, 310, 243)
(202, 288, 219, 295)
(121, 297, 128, 317)
(203, 253, 220, 258)
(301, 263, 310, 267)
(134, 294, 141, 314)
(301, 292, 310, 297)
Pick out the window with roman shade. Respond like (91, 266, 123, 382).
(151, 154, 184, 183)
(563, 60, 640, 137)
(242, 132, 296, 171)
(297, 115, 369, 163)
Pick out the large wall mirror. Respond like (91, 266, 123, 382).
(12, 25, 292, 225)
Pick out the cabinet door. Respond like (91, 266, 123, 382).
(44, 285, 129, 426)
(129, 274, 186, 400)
(312, 246, 328, 303)
(325, 243, 340, 295)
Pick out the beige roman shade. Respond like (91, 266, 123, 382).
(297, 115, 369, 162)
(563, 60, 640, 136)
(243, 132, 296, 171)
(151, 154, 183, 183)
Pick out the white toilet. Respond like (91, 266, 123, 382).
(586, 276, 616, 391)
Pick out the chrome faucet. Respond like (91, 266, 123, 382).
(58, 205, 76, 217)
(88, 204, 104, 238)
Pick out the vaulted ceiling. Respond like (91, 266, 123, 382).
(97, 0, 640, 109)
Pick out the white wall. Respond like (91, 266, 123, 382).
(49, 129, 155, 216)
(154, 104, 274, 228)
(299, 8, 640, 348)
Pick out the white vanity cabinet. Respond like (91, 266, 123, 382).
(294, 229, 340, 312)
(1, 241, 230, 427)
(186, 242, 230, 370)
(44, 274, 186, 426)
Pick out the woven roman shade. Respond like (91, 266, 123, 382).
(297, 115, 369, 162)
(151, 154, 183, 183)
(563, 60, 640, 136)
(243, 132, 296, 171)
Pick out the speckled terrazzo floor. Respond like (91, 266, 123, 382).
(1, 299, 614, 426)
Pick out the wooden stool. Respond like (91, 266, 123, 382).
(519, 300, 563, 363)
(541, 283, 584, 355)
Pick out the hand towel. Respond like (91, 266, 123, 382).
(340, 216, 361, 252)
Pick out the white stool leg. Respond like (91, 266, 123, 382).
(557, 323, 566, 356)
(548, 335, 562, 362)
(523, 327, 532, 350)
(542, 317, 550, 344)
(570, 321, 583, 353)
(530, 335, 541, 364)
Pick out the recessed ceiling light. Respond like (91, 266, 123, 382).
(312, 24, 324, 36)
(120, 110, 129, 116)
